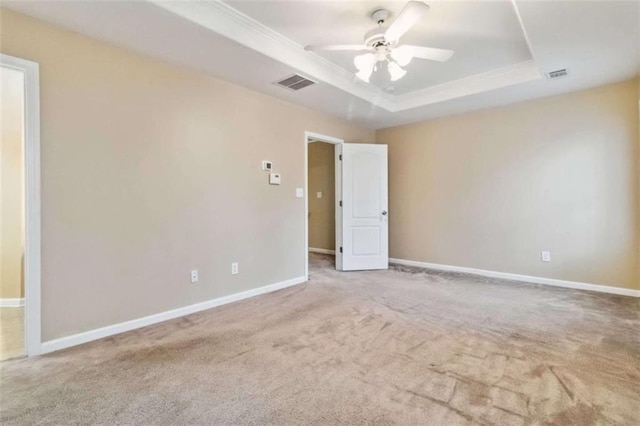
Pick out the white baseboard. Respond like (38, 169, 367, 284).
(0, 298, 25, 307)
(390, 258, 640, 298)
(309, 247, 336, 255)
(40, 276, 306, 355)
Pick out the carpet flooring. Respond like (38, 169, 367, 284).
(0, 307, 24, 361)
(1, 253, 638, 424)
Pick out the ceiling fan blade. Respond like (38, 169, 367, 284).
(385, 1, 430, 43)
(304, 45, 370, 52)
(402, 45, 454, 62)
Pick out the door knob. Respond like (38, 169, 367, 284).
(381, 210, 388, 216)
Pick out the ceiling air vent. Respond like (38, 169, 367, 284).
(546, 68, 569, 80)
(274, 74, 316, 91)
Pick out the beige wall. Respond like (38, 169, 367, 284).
(308, 142, 335, 251)
(0, 9, 374, 341)
(377, 79, 639, 290)
(0, 66, 25, 299)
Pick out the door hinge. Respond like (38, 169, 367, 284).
(339, 247, 343, 253)
(339, 200, 342, 207)
(339, 154, 342, 161)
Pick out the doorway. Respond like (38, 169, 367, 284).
(0, 54, 41, 358)
(304, 132, 390, 279)
(308, 141, 338, 272)
(304, 132, 343, 280)
(1, 65, 26, 360)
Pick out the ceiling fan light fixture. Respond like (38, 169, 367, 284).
(354, 53, 377, 82)
(388, 61, 407, 81)
(308, 2, 452, 85)
(356, 68, 374, 83)
(391, 46, 413, 67)
(353, 53, 376, 71)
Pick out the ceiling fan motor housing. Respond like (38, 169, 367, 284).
(365, 34, 396, 64)
(364, 28, 394, 52)
(365, 9, 397, 57)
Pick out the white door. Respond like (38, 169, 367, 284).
(341, 144, 388, 271)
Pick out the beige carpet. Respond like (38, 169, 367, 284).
(1, 253, 638, 424)
(0, 307, 24, 361)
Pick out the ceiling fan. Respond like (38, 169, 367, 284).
(304, 1, 454, 83)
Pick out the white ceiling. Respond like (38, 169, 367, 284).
(227, 0, 533, 95)
(3, 0, 639, 130)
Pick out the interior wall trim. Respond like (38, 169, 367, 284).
(40, 276, 307, 355)
(304, 131, 344, 280)
(0, 53, 42, 357)
(0, 298, 26, 308)
(390, 258, 640, 298)
(394, 60, 542, 110)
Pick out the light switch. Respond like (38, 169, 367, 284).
(296, 188, 304, 198)
(269, 173, 281, 185)
(317, 192, 323, 199)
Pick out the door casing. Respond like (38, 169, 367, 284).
(1, 53, 42, 356)
(304, 132, 343, 280)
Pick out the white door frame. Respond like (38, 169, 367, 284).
(304, 131, 343, 280)
(1, 54, 42, 357)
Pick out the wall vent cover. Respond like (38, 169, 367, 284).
(546, 69, 569, 80)
(274, 74, 316, 91)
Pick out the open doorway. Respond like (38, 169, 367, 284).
(1, 53, 41, 359)
(304, 133, 389, 278)
(304, 132, 343, 280)
(0, 65, 26, 360)
(308, 141, 337, 267)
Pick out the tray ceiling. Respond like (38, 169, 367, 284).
(227, 0, 534, 95)
(2, 0, 638, 129)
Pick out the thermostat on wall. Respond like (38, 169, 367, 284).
(269, 172, 281, 185)
(262, 160, 273, 171)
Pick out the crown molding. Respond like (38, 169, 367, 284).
(148, 0, 396, 110)
(510, 0, 539, 63)
(148, 0, 543, 113)
(394, 60, 542, 111)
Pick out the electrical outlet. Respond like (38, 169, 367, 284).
(231, 262, 239, 275)
(190, 269, 199, 283)
(541, 251, 551, 262)
(317, 191, 323, 199)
